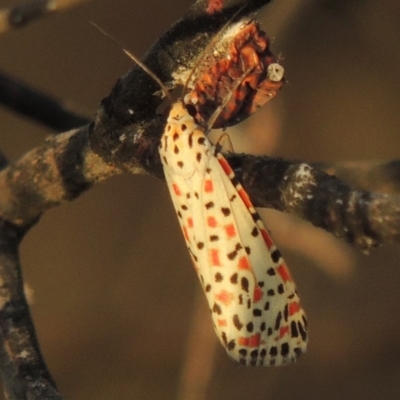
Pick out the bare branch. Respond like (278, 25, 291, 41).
(0, 0, 90, 34)
(316, 160, 400, 195)
(0, 221, 62, 399)
(0, 71, 91, 132)
(227, 154, 400, 251)
(0, 126, 121, 225)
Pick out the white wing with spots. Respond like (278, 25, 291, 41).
(159, 102, 307, 366)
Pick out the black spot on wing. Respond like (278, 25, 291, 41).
(213, 303, 222, 315)
(291, 321, 299, 338)
(188, 132, 193, 147)
(230, 273, 238, 284)
(221, 207, 231, 216)
(281, 342, 289, 357)
(253, 309, 262, 317)
(233, 315, 243, 330)
(275, 312, 282, 330)
(215, 272, 223, 282)
(241, 277, 249, 293)
(298, 322, 307, 341)
(271, 249, 281, 263)
(205, 201, 214, 209)
(251, 227, 259, 237)
(246, 322, 254, 332)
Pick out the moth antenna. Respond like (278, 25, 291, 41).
(90, 21, 173, 103)
(214, 132, 234, 154)
(181, 5, 246, 97)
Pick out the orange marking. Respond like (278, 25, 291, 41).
(186, 21, 284, 128)
(204, 179, 214, 193)
(260, 229, 274, 249)
(218, 157, 231, 175)
(253, 285, 263, 302)
(217, 319, 228, 327)
(172, 183, 181, 196)
(207, 216, 217, 228)
(277, 264, 292, 282)
(210, 248, 221, 266)
(237, 188, 252, 209)
(206, 0, 223, 14)
(280, 326, 289, 338)
(215, 290, 234, 306)
(238, 333, 261, 348)
(224, 223, 236, 238)
(238, 256, 251, 270)
(288, 301, 301, 316)
(187, 217, 193, 228)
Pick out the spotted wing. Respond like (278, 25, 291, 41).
(161, 127, 307, 366)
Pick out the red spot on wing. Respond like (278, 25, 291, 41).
(217, 156, 231, 175)
(204, 179, 214, 193)
(207, 216, 217, 227)
(215, 290, 234, 306)
(187, 217, 193, 228)
(210, 248, 221, 266)
(172, 183, 181, 196)
(253, 285, 263, 302)
(217, 319, 228, 327)
(238, 256, 251, 270)
(224, 223, 236, 238)
(279, 326, 290, 338)
(288, 301, 301, 316)
(238, 333, 261, 348)
(277, 264, 292, 282)
(237, 188, 252, 209)
(260, 228, 274, 249)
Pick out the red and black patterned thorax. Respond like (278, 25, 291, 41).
(185, 21, 284, 129)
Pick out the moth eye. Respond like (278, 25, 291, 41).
(185, 104, 197, 118)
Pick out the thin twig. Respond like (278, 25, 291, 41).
(0, 71, 91, 131)
(0, 0, 90, 34)
(316, 160, 400, 194)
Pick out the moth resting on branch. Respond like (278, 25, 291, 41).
(0, 0, 399, 399)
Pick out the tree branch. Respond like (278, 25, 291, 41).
(0, 0, 90, 34)
(316, 160, 400, 195)
(1, 0, 399, 397)
(0, 71, 91, 131)
(0, 1, 274, 397)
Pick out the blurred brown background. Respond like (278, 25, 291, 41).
(2, 0, 400, 399)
